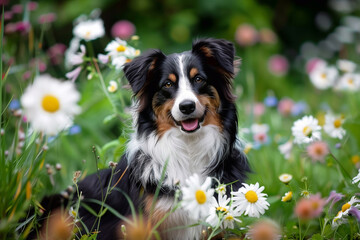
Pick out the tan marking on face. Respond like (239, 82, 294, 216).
(152, 96, 176, 137)
(189, 68, 199, 79)
(168, 73, 177, 83)
(197, 86, 222, 130)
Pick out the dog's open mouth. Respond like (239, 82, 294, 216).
(180, 118, 200, 132)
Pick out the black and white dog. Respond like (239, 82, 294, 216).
(29, 38, 250, 240)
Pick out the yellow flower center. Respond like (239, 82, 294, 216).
(352, 155, 360, 164)
(108, 85, 117, 93)
(85, 31, 91, 39)
(195, 190, 207, 204)
(348, 78, 354, 85)
(42, 95, 60, 113)
(225, 214, 234, 221)
(135, 49, 141, 56)
(216, 206, 228, 213)
(342, 203, 351, 212)
(333, 119, 342, 128)
(245, 190, 258, 203)
(302, 126, 312, 137)
(116, 45, 126, 52)
(282, 191, 293, 202)
(321, 73, 327, 79)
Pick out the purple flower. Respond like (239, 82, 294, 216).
(291, 101, 308, 116)
(326, 190, 345, 210)
(111, 20, 136, 39)
(22, 71, 31, 80)
(264, 96, 278, 107)
(66, 66, 82, 82)
(98, 53, 109, 64)
(349, 206, 360, 222)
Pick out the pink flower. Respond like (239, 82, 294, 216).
(254, 132, 268, 144)
(3, 11, 13, 21)
(305, 58, 327, 74)
(30, 59, 47, 72)
(277, 98, 294, 116)
(27, 1, 38, 11)
(295, 194, 325, 220)
(253, 102, 266, 117)
(111, 20, 136, 39)
(38, 13, 57, 24)
(66, 66, 82, 82)
(22, 71, 31, 80)
(268, 55, 289, 76)
(5, 23, 17, 34)
(235, 24, 258, 47)
(15, 21, 31, 34)
(259, 28, 277, 44)
(306, 141, 329, 162)
(12, 4, 23, 14)
(47, 43, 67, 65)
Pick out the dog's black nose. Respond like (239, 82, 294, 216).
(179, 100, 196, 114)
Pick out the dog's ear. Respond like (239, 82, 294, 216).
(192, 38, 236, 79)
(123, 49, 165, 97)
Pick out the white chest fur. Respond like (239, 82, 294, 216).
(127, 125, 225, 187)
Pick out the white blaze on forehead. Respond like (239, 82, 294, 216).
(175, 54, 198, 105)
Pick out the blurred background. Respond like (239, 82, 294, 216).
(2, 0, 360, 193)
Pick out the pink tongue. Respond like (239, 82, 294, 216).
(181, 119, 199, 131)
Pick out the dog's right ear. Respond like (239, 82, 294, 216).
(123, 50, 165, 98)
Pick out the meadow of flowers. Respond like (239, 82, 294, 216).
(1, 1, 360, 240)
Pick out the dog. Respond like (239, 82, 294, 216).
(27, 38, 250, 240)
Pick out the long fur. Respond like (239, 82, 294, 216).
(27, 38, 250, 240)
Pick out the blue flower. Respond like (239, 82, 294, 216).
(69, 125, 82, 135)
(9, 99, 21, 110)
(264, 96, 278, 107)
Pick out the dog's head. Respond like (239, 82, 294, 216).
(124, 38, 238, 138)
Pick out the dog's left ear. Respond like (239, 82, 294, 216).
(192, 38, 236, 79)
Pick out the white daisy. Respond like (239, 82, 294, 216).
(323, 113, 346, 139)
(222, 209, 242, 229)
(250, 123, 269, 134)
(73, 19, 105, 41)
(340, 196, 360, 216)
(309, 64, 338, 90)
(105, 38, 137, 58)
(107, 80, 118, 93)
(206, 194, 230, 227)
(352, 169, 360, 188)
(181, 174, 214, 220)
(111, 55, 130, 70)
(332, 210, 346, 228)
(231, 182, 269, 218)
(215, 183, 227, 196)
(291, 115, 322, 144)
(337, 59, 357, 73)
(278, 140, 293, 160)
(21, 75, 81, 135)
(335, 73, 360, 92)
(279, 173, 293, 184)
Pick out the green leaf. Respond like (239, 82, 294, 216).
(311, 233, 323, 240)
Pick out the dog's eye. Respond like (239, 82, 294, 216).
(164, 81, 173, 88)
(194, 76, 203, 83)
